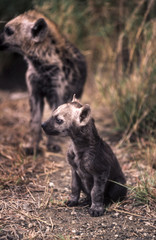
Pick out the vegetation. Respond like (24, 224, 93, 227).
(130, 170, 156, 206)
(0, 0, 32, 22)
(0, 2, 156, 238)
(0, 0, 156, 208)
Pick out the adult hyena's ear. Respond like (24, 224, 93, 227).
(79, 104, 91, 126)
(31, 18, 48, 42)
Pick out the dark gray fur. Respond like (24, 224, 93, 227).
(42, 100, 127, 217)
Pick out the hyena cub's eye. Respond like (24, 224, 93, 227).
(55, 116, 64, 125)
(5, 26, 14, 36)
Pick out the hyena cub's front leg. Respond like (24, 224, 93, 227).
(66, 169, 81, 207)
(89, 174, 107, 217)
(66, 149, 81, 206)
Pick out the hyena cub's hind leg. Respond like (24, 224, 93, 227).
(104, 180, 127, 206)
(109, 182, 127, 203)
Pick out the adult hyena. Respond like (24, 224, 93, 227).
(42, 96, 127, 217)
(0, 10, 87, 153)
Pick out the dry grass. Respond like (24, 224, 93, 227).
(0, 182, 63, 239)
(1, 1, 156, 239)
(0, 92, 156, 239)
(95, 10, 156, 211)
(0, 92, 68, 239)
(0, 147, 66, 239)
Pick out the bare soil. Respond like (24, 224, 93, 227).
(0, 91, 155, 240)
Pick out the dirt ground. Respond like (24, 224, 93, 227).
(0, 90, 156, 240)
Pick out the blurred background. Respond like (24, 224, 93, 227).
(1, 0, 156, 142)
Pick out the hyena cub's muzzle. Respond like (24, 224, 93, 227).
(41, 118, 63, 153)
(41, 118, 60, 136)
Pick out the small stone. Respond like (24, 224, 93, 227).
(71, 209, 76, 215)
(45, 226, 50, 232)
(49, 182, 54, 188)
(72, 229, 76, 233)
(129, 216, 133, 221)
(113, 222, 117, 225)
(114, 212, 119, 217)
(145, 222, 151, 226)
(28, 223, 33, 228)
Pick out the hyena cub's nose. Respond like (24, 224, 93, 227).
(41, 122, 46, 131)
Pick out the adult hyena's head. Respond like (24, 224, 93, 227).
(42, 95, 91, 137)
(0, 10, 62, 55)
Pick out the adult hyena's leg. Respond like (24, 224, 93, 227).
(25, 75, 44, 154)
(29, 94, 44, 152)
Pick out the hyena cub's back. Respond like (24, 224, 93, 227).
(0, 10, 87, 152)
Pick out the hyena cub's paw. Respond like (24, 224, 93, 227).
(89, 206, 105, 217)
(65, 200, 78, 207)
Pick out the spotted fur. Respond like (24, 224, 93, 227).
(0, 11, 87, 152)
(42, 97, 127, 217)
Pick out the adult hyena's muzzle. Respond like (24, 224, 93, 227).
(0, 33, 9, 50)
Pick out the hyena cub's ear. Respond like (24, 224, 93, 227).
(31, 18, 48, 42)
(72, 94, 79, 103)
(79, 104, 91, 126)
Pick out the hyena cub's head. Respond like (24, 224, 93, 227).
(0, 10, 61, 55)
(42, 95, 91, 136)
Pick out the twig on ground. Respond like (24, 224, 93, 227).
(4, 202, 52, 227)
(109, 207, 156, 227)
(26, 186, 36, 202)
(49, 217, 54, 232)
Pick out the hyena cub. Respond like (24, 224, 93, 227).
(0, 11, 86, 153)
(42, 96, 127, 217)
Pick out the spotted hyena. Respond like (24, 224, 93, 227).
(0, 11, 87, 153)
(42, 96, 127, 217)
